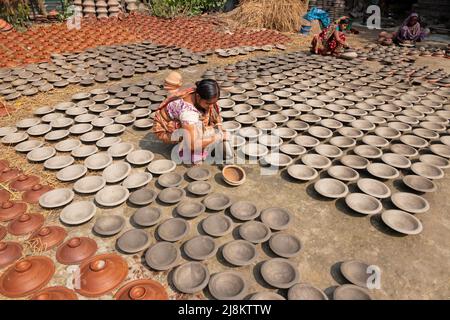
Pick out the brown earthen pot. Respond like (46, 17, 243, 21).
(0, 168, 21, 183)
(0, 189, 10, 203)
(0, 256, 55, 298)
(114, 279, 169, 300)
(10, 175, 40, 192)
(7, 213, 45, 236)
(30, 286, 78, 300)
(29, 226, 67, 251)
(0, 241, 22, 269)
(56, 237, 98, 265)
(76, 253, 128, 297)
(0, 160, 9, 171)
(22, 184, 54, 204)
(0, 201, 27, 222)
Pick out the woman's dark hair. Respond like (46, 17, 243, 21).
(195, 79, 220, 100)
(340, 18, 350, 25)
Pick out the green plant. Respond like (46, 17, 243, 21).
(57, 0, 75, 21)
(148, 0, 226, 18)
(0, 0, 31, 29)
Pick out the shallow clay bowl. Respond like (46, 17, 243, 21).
(71, 145, 98, 158)
(132, 207, 162, 227)
(186, 167, 211, 181)
(279, 144, 306, 156)
(176, 200, 205, 218)
(27, 146, 56, 162)
(187, 181, 213, 196)
(157, 218, 189, 242)
(183, 235, 217, 261)
(333, 285, 372, 300)
(73, 176, 106, 194)
(93, 215, 126, 236)
(250, 292, 286, 300)
(240, 143, 268, 158)
(145, 241, 180, 271)
(410, 162, 444, 180)
(367, 163, 399, 180)
(238, 221, 271, 244)
(102, 162, 131, 183)
(202, 214, 233, 237)
(147, 159, 176, 175)
(402, 175, 436, 193)
(203, 193, 232, 211)
(287, 164, 318, 181)
(381, 153, 411, 169)
(327, 166, 360, 182)
(56, 164, 87, 182)
(15, 140, 44, 153)
(95, 185, 129, 207)
(260, 207, 292, 230)
(229, 201, 259, 221)
(301, 154, 331, 170)
(294, 135, 320, 148)
(419, 154, 450, 169)
(126, 150, 154, 166)
(55, 139, 81, 152)
(354, 145, 382, 159)
(314, 178, 349, 199)
(44, 155, 74, 170)
(222, 240, 258, 266)
(269, 233, 302, 258)
(340, 260, 372, 287)
(208, 271, 248, 300)
(288, 283, 328, 300)
(345, 193, 382, 215)
(222, 165, 246, 186)
(172, 262, 210, 294)
(381, 210, 423, 235)
(60, 201, 96, 225)
(117, 229, 150, 254)
(39, 188, 74, 209)
(85, 153, 113, 170)
(108, 142, 134, 158)
(122, 172, 153, 189)
(262, 153, 293, 167)
(391, 192, 430, 214)
(357, 178, 391, 198)
(340, 155, 370, 170)
(260, 258, 299, 289)
(158, 172, 183, 188)
(158, 187, 186, 204)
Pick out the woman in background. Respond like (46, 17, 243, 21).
(394, 13, 429, 44)
(311, 16, 351, 56)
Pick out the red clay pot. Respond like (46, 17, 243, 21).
(0, 201, 27, 222)
(9, 175, 40, 192)
(30, 286, 78, 300)
(29, 226, 67, 251)
(7, 213, 45, 236)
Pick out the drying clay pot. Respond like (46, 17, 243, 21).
(203, 193, 232, 211)
(176, 200, 205, 218)
(381, 210, 423, 235)
(202, 214, 233, 237)
(126, 150, 154, 165)
(186, 166, 211, 181)
(260, 258, 299, 289)
(208, 271, 248, 300)
(367, 163, 399, 180)
(29, 226, 67, 251)
(102, 162, 131, 183)
(0, 241, 22, 269)
(145, 241, 180, 271)
(301, 154, 331, 170)
(269, 233, 302, 258)
(55, 139, 81, 152)
(381, 153, 411, 169)
(117, 229, 150, 254)
(44, 155, 75, 170)
(27, 146, 56, 162)
(39, 188, 74, 209)
(187, 181, 213, 196)
(410, 162, 444, 180)
(391, 192, 430, 214)
(340, 260, 372, 287)
(73, 176, 106, 194)
(314, 178, 349, 199)
(357, 178, 391, 199)
(56, 237, 97, 265)
(229, 201, 259, 221)
(30, 286, 78, 300)
(114, 279, 168, 300)
(132, 207, 162, 227)
(238, 221, 271, 244)
(222, 165, 246, 186)
(93, 215, 126, 236)
(345, 193, 383, 215)
(288, 283, 328, 300)
(95, 185, 129, 207)
(183, 235, 217, 261)
(56, 164, 87, 182)
(122, 172, 153, 190)
(60, 201, 96, 225)
(9, 175, 40, 192)
(147, 159, 176, 175)
(172, 262, 210, 294)
(158, 187, 186, 204)
(260, 207, 292, 230)
(128, 188, 158, 206)
(108, 142, 134, 158)
(402, 175, 436, 193)
(222, 240, 258, 266)
(158, 172, 184, 188)
(333, 284, 372, 300)
(157, 218, 190, 242)
(287, 164, 318, 181)
(85, 152, 113, 170)
(327, 166, 360, 182)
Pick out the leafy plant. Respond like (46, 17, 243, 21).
(0, 0, 31, 29)
(57, 0, 76, 22)
(148, 0, 226, 18)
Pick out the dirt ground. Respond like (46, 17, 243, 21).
(1, 27, 450, 300)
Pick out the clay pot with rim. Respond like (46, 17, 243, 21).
(0, 256, 55, 298)
(22, 184, 54, 204)
(76, 253, 128, 297)
(7, 213, 45, 236)
(30, 286, 78, 300)
(9, 175, 40, 191)
(0, 168, 22, 183)
(0, 201, 27, 222)
(56, 237, 98, 265)
(29, 226, 67, 251)
(114, 279, 168, 300)
(0, 241, 23, 269)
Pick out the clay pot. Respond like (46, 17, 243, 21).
(0, 201, 27, 222)
(56, 237, 98, 265)
(30, 286, 78, 300)
(222, 165, 246, 186)
(114, 279, 168, 300)
(0, 168, 22, 183)
(9, 175, 40, 191)
(22, 184, 53, 204)
(0, 256, 55, 298)
(0, 241, 22, 269)
(7, 213, 45, 236)
(0, 189, 10, 203)
(29, 226, 67, 251)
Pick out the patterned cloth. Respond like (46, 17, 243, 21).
(395, 13, 428, 42)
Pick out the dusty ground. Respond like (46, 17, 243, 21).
(1, 27, 450, 300)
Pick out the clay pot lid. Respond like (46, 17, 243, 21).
(7, 213, 45, 236)
(0, 256, 55, 298)
(56, 237, 98, 265)
(0, 241, 22, 269)
(76, 253, 128, 297)
(0, 201, 27, 222)
(10, 174, 40, 192)
(29, 226, 67, 251)
(0, 159, 9, 171)
(114, 279, 168, 300)
(0, 168, 21, 183)
(22, 184, 54, 204)
(0, 189, 10, 203)
(0, 225, 6, 241)
(30, 286, 78, 300)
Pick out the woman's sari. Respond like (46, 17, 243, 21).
(395, 13, 427, 42)
(312, 16, 349, 55)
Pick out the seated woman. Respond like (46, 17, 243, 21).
(152, 79, 227, 164)
(311, 16, 351, 56)
(394, 13, 429, 44)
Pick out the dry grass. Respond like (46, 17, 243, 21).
(226, 0, 308, 32)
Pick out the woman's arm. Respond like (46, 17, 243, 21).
(183, 123, 220, 150)
(334, 30, 348, 47)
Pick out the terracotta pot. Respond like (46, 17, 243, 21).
(114, 279, 168, 300)
(56, 237, 97, 265)
(0, 168, 21, 183)
(0, 256, 55, 297)
(29, 226, 67, 251)
(0, 189, 10, 203)
(7, 213, 45, 236)
(9, 175, 40, 192)
(0, 241, 22, 269)
(30, 286, 78, 300)
(0, 160, 9, 171)
(0, 201, 27, 222)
